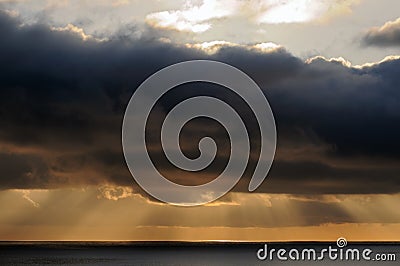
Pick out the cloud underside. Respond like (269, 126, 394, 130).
(363, 17, 400, 47)
(1, 11, 400, 199)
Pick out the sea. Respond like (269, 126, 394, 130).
(0, 241, 398, 265)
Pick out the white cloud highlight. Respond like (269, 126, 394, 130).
(146, 0, 237, 33)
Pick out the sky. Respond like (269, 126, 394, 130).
(0, 0, 399, 241)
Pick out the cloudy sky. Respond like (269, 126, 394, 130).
(0, 0, 399, 241)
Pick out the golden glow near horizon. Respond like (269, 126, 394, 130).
(0, 188, 399, 241)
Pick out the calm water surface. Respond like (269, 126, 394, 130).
(0, 242, 398, 265)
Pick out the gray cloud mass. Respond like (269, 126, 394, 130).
(363, 17, 400, 47)
(0, 11, 400, 196)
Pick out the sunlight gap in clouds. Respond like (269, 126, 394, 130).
(146, 0, 238, 33)
(146, 0, 359, 32)
(258, 0, 327, 24)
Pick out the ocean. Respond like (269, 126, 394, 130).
(0, 242, 398, 265)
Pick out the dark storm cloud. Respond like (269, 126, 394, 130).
(362, 17, 400, 47)
(256, 160, 400, 195)
(0, 152, 50, 189)
(266, 56, 400, 157)
(0, 11, 400, 194)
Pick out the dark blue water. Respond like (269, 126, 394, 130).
(0, 242, 398, 265)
